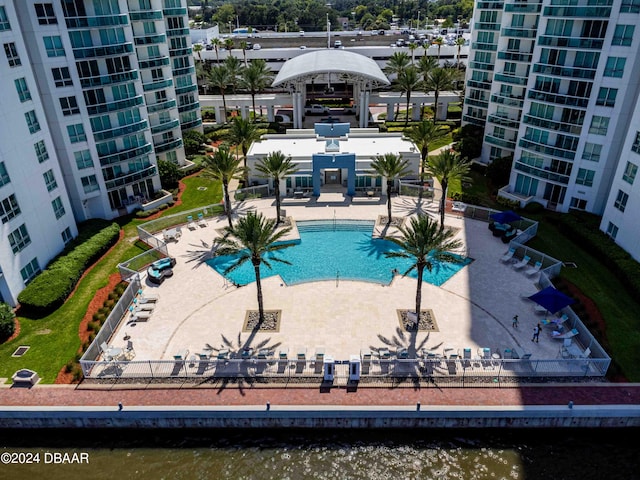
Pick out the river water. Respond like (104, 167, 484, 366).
(2, 428, 639, 479)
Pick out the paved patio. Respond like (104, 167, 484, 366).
(108, 193, 564, 366)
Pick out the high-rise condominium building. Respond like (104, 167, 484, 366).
(463, 0, 640, 260)
(0, 0, 200, 306)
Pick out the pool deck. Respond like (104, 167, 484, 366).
(116, 193, 561, 364)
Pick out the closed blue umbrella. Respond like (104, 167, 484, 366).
(528, 286, 575, 314)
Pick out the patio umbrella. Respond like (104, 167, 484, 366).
(528, 286, 575, 314)
(490, 210, 521, 224)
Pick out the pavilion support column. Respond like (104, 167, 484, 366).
(216, 105, 225, 124)
(241, 105, 250, 120)
(266, 105, 275, 122)
(386, 102, 395, 122)
(358, 91, 367, 128)
(412, 102, 421, 121)
(363, 91, 371, 127)
(293, 92, 304, 129)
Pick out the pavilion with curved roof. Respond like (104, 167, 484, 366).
(272, 50, 391, 128)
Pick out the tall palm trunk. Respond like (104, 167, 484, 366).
(251, 93, 256, 122)
(253, 260, 265, 322)
(415, 263, 425, 315)
(223, 180, 233, 228)
(274, 177, 282, 223)
(405, 91, 411, 127)
(386, 179, 393, 223)
(439, 179, 448, 229)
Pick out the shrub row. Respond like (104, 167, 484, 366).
(0, 303, 16, 341)
(135, 202, 173, 218)
(17, 222, 121, 316)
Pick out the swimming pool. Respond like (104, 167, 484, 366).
(207, 219, 470, 286)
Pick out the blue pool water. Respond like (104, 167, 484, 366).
(207, 220, 470, 286)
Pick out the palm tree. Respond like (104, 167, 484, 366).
(192, 43, 203, 62)
(224, 38, 235, 57)
(455, 37, 466, 69)
(395, 66, 421, 127)
(408, 42, 419, 64)
(201, 146, 245, 228)
(226, 116, 262, 181)
(210, 37, 221, 63)
(432, 36, 445, 64)
(208, 65, 231, 122)
(404, 120, 448, 181)
(224, 55, 242, 94)
(384, 52, 410, 118)
(385, 214, 463, 317)
(255, 151, 299, 224)
(369, 153, 413, 224)
(240, 40, 249, 66)
(417, 56, 438, 119)
(423, 67, 456, 122)
(214, 211, 296, 324)
(239, 59, 273, 122)
(426, 149, 472, 230)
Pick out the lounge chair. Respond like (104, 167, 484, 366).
(513, 255, 531, 270)
(501, 229, 518, 243)
(139, 293, 159, 304)
(500, 248, 516, 263)
(197, 213, 207, 227)
(187, 215, 196, 230)
(525, 261, 543, 277)
(135, 302, 155, 311)
(551, 328, 579, 339)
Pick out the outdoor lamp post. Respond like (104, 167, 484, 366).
(327, 13, 331, 48)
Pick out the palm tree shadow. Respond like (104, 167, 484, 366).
(182, 242, 219, 268)
(393, 197, 438, 217)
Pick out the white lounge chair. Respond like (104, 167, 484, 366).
(197, 213, 207, 227)
(551, 328, 579, 339)
(525, 261, 543, 277)
(135, 302, 155, 311)
(139, 293, 159, 304)
(187, 215, 196, 230)
(513, 255, 531, 270)
(500, 248, 516, 263)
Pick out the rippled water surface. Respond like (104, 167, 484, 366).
(3, 428, 639, 480)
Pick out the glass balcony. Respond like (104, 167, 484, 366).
(167, 28, 190, 37)
(169, 47, 192, 56)
(504, 3, 541, 12)
(543, 6, 612, 16)
(138, 56, 170, 69)
(80, 71, 138, 88)
(65, 14, 128, 29)
(466, 79, 492, 90)
(163, 7, 188, 15)
(92, 119, 149, 141)
(522, 114, 583, 135)
(528, 90, 590, 108)
(519, 138, 577, 160)
(154, 137, 183, 154)
(128, 10, 163, 21)
(468, 61, 494, 71)
(175, 84, 197, 95)
(147, 99, 177, 113)
(474, 22, 501, 31)
(104, 164, 157, 190)
(142, 78, 174, 92)
(501, 28, 537, 38)
(471, 42, 497, 52)
(180, 118, 203, 130)
(72, 42, 134, 59)
(465, 98, 489, 109)
(514, 162, 570, 185)
(178, 101, 200, 113)
(487, 114, 520, 129)
(490, 94, 524, 108)
(98, 143, 153, 166)
(462, 114, 487, 126)
(497, 51, 532, 62)
(485, 135, 516, 150)
(172, 65, 195, 76)
(537, 36, 604, 50)
(134, 34, 166, 45)
(493, 73, 528, 85)
(532, 63, 596, 80)
(477, 2, 504, 9)
(86, 95, 144, 115)
(151, 118, 180, 134)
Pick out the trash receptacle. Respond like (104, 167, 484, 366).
(323, 355, 335, 381)
(349, 354, 361, 381)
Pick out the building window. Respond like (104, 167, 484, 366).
(52, 67, 73, 87)
(596, 88, 617, 107)
(51, 196, 65, 219)
(0, 162, 10, 187)
(81, 175, 99, 193)
(67, 123, 86, 143)
(74, 150, 94, 169)
(589, 116, 609, 135)
(0, 194, 21, 224)
(43, 169, 57, 191)
(59, 96, 80, 115)
(61, 227, 73, 244)
(612, 25, 634, 46)
(24, 110, 41, 134)
(581, 143, 602, 162)
(8, 224, 31, 254)
(14, 78, 31, 102)
(43, 35, 65, 57)
(20, 258, 41, 285)
(4, 42, 21, 67)
(34, 140, 49, 163)
(606, 222, 619, 239)
(0, 6, 11, 31)
(621, 0, 640, 12)
(622, 161, 637, 184)
(35, 3, 57, 24)
(570, 197, 587, 210)
(614, 189, 629, 212)
(604, 57, 626, 78)
(575, 168, 595, 187)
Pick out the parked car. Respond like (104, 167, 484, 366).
(305, 104, 330, 115)
(253, 43, 261, 50)
(334, 40, 343, 48)
(275, 114, 292, 123)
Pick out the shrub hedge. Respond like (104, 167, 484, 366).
(0, 303, 16, 340)
(17, 222, 120, 316)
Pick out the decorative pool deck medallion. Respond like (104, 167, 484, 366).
(397, 309, 438, 332)
(243, 310, 282, 332)
(376, 215, 405, 228)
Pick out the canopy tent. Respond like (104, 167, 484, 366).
(490, 210, 521, 224)
(528, 286, 575, 314)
